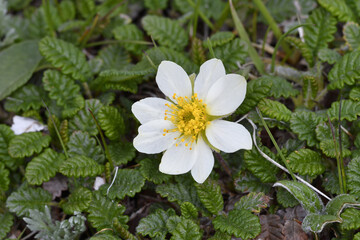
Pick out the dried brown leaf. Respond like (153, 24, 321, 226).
(256, 214, 284, 240)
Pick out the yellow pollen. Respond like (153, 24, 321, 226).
(163, 93, 208, 150)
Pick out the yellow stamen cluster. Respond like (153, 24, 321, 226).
(163, 93, 209, 150)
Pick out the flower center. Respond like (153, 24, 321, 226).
(163, 93, 209, 149)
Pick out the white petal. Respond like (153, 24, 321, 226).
(159, 141, 199, 175)
(11, 116, 47, 135)
(132, 97, 170, 124)
(190, 137, 214, 183)
(205, 74, 247, 116)
(93, 176, 105, 190)
(133, 120, 180, 154)
(156, 61, 192, 98)
(194, 58, 226, 100)
(205, 120, 252, 153)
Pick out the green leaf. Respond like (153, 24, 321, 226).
(60, 155, 104, 177)
(69, 99, 103, 136)
(98, 106, 125, 140)
(234, 192, 269, 213)
(0, 124, 16, 170)
(134, 47, 197, 76)
(142, 15, 188, 51)
(191, 37, 206, 66)
(343, 22, 360, 50)
(170, 218, 202, 240)
(302, 75, 318, 101)
(173, 0, 224, 20)
(340, 208, 360, 230)
(318, 0, 355, 22)
(42, 70, 84, 118)
(234, 172, 272, 193)
(258, 99, 292, 122)
(304, 8, 337, 56)
(276, 187, 299, 208)
(302, 213, 341, 233)
(108, 141, 136, 165)
(204, 31, 235, 48)
(317, 48, 341, 64)
(0, 162, 9, 192)
(96, 44, 131, 71)
(25, 149, 65, 185)
(6, 187, 52, 216)
(285, 36, 314, 66)
(156, 181, 203, 209)
(322, 171, 341, 195)
(39, 36, 91, 82)
(58, 0, 75, 21)
(287, 149, 325, 176)
(0, 212, 13, 240)
(208, 232, 231, 240)
(316, 122, 352, 158)
(61, 187, 92, 214)
(136, 208, 176, 239)
(266, 75, 299, 98)
(67, 130, 105, 164)
(166, 215, 182, 234)
(4, 84, 45, 113)
(213, 38, 247, 72)
(328, 50, 360, 89)
(290, 111, 323, 147)
(244, 147, 278, 183)
(213, 209, 261, 239)
(236, 77, 272, 115)
(8, 132, 51, 158)
(327, 99, 360, 121)
(105, 169, 145, 200)
(90, 233, 121, 240)
(347, 157, 360, 197)
(350, 86, 360, 101)
(76, 0, 95, 19)
(273, 180, 324, 214)
(140, 158, 171, 184)
(144, 0, 168, 10)
(0, 40, 42, 100)
(325, 194, 360, 216)
(195, 179, 224, 215)
(180, 202, 198, 220)
(88, 192, 128, 231)
(113, 24, 146, 54)
(355, 233, 360, 240)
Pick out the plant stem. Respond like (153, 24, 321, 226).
(338, 96, 347, 193)
(327, 115, 345, 194)
(253, 0, 291, 55)
(88, 109, 114, 170)
(42, 100, 69, 159)
(186, 0, 214, 30)
(206, 37, 216, 58)
(229, 0, 265, 74)
(271, 23, 309, 73)
(256, 108, 296, 181)
(214, 152, 232, 178)
(192, 0, 201, 37)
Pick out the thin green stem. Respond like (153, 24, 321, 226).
(229, 0, 264, 74)
(42, 0, 56, 37)
(192, 0, 201, 37)
(256, 108, 296, 181)
(214, 2, 230, 31)
(206, 37, 216, 58)
(88, 109, 114, 170)
(82, 82, 93, 99)
(338, 97, 347, 193)
(327, 115, 345, 194)
(271, 23, 309, 73)
(261, 27, 270, 56)
(42, 100, 69, 159)
(186, 0, 214, 30)
(78, 14, 99, 48)
(85, 39, 153, 48)
(253, 0, 291, 55)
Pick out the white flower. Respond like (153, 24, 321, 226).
(11, 115, 47, 135)
(132, 59, 252, 183)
